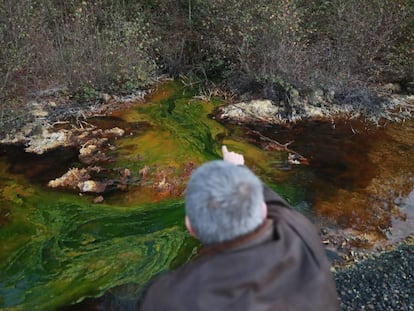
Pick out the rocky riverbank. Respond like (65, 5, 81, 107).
(0, 86, 151, 202)
(216, 90, 414, 125)
(334, 237, 414, 310)
(0, 86, 149, 146)
(2, 81, 414, 146)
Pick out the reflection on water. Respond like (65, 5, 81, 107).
(0, 81, 413, 310)
(407, 189, 414, 206)
(0, 145, 79, 183)
(247, 119, 414, 239)
(388, 188, 414, 244)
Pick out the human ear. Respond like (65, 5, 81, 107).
(263, 202, 268, 219)
(185, 215, 198, 238)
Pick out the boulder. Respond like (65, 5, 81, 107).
(78, 180, 108, 193)
(93, 195, 104, 203)
(103, 127, 125, 137)
(25, 129, 72, 154)
(79, 144, 98, 157)
(48, 168, 90, 190)
(220, 100, 282, 122)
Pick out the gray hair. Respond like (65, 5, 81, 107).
(185, 160, 264, 245)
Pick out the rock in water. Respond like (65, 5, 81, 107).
(48, 168, 90, 190)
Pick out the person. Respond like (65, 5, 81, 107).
(141, 146, 340, 310)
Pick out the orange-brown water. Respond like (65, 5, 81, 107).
(247, 118, 414, 245)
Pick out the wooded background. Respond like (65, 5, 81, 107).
(1, 0, 413, 104)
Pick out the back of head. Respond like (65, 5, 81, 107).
(185, 160, 264, 245)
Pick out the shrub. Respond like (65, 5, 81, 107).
(1, 0, 413, 122)
(299, 0, 414, 91)
(146, 0, 414, 95)
(0, 0, 156, 103)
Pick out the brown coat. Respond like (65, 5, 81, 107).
(141, 185, 340, 311)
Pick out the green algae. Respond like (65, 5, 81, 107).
(116, 81, 223, 168)
(0, 80, 296, 310)
(0, 151, 193, 310)
(0, 182, 191, 310)
(112, 81, 291, 205)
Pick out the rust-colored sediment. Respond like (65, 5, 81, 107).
(314, 120, 414, 240)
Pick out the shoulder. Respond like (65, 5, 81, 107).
(263, 185, 329, 264)
(263, 184, 291, 207)
(263, 184, 317, 236)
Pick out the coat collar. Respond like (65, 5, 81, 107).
(198, 219, 275, 257)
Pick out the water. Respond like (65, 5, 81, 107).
(0, 81, 413, 310)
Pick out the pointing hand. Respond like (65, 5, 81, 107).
(221, 145, 245, 165)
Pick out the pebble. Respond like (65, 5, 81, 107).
(334, 243, 414, 310)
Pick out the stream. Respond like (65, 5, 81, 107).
(0, 81, 413, 310)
